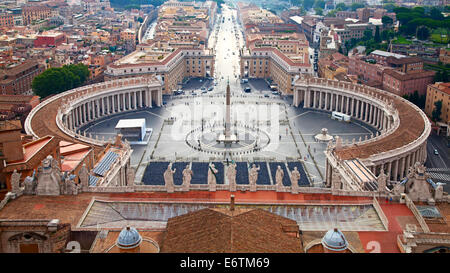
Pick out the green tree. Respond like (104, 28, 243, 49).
(335, 3, 347, 10)
(327, 9, 337, 17)
(137, 17, 144, 23)
(304, 0, 315, 10)
(432, 100, 443, 122)
(429, 7, 444, 20)
(381, 15, 393, 27)
(350, 3, 364, 11)
(314, 0, 325, 9)
(374, 26, 381, 43)
(314, 7, 323, 15)
(32, 64, 90, 98)
(417, 26, 430, 41)
(363, 28, 373, 41)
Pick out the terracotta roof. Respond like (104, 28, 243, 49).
(161, 208, 302, 253)
(383, 69, 435, 81)
(335, 93, 425, 160)
(430, 82, 450, 96)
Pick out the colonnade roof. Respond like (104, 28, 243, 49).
(334, 92, 425, 160)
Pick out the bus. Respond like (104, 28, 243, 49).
(331, 111, 351, 122)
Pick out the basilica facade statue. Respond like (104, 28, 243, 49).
(182, 165, 193, 191)
(164, 163, 176, 193)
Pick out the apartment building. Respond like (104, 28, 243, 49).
(0, 60, 44, 95)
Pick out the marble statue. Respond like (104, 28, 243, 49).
(164, 163, 176, 193)
(290, 167, 301, 194)
(23, 170, 36, 195)
(377, 167, 388, 193)
(275, 165, 284, 192)
(182, 165, 193, 191)
(36, 155, 63, 196)
(126, 167, 135, 186)
(63, 172, 78, 195)
(226, 162, 237, 192)
(79, 164, 89, 190)
(208, 163, 218, 191)
(249, 164, 260, 191)
(11, 169, 21, 194)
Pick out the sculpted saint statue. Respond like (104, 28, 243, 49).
(290, 167, 301, 194)
(182, 165, 193, 191)
(11, 169, 21, 194)
(164, 163, 176, 192)
(227, 162, 237, 191)
(275, 165, 284, 186)
(249, 164, 260, 191)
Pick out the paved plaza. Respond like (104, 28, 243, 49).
(78, 6, 378, 186)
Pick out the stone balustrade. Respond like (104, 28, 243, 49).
(295, 77, 430, 184)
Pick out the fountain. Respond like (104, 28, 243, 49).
(314, 128, 334, 142)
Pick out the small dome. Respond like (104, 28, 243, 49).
(321, 228, 348, 252)
(116, 226, 142, 249)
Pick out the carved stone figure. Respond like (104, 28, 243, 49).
(275, 165, 284, 192)
(290, 167, 301, 194)
(331, 168, 342, 190)
(63, 172, 78, 195)
(78, 164, 89, 190)
(249, 164, 260, 192)
(36, 155, 62, 196)
(227, 163, 237, 192)
(126, 167, 135, 186)
(23, 170, 36, 195)
(377, 168, 388, 193)
(11, 169, 21, 194)
(182, 165, 193, 191)
(208, 163, 218, 191)
(164, 163, 176, 193)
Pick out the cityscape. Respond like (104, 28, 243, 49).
(0, 0, 448, 255)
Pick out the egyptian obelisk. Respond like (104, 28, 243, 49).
(225, 78, 231, 138)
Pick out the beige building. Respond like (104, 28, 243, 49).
(240, 47, 312, 95)
(425, 82, 450, 135)
(105, 45, 214, 93)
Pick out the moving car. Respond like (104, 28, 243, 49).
(244, 87, 251, 93)
(208, 86, 213, 91)
(434, 149, 439, 155)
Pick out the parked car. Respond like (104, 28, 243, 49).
(208, 86, 213, 91)
(244, 87, 251, 93)
(434, 149, 439, 155)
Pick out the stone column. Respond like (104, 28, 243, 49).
(133, 91, 136, 109)
(127, 92, 131, 110)
(312, 91, 316, 108)
(105, 96, 110, 114)
(96, 99, 100, 118)
(405, 153, 411, 173)
(393, 159, 399, 181)
(387, 161, 392, 181)
(341, 95, 344, 113)
(400, 156, 406, 178)
(122, 93, 125, 111)
(319, 91, 322, 109)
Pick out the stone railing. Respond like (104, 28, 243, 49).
(405, 194, 430, 233)
(373, 197, 389, 231)
(25, 77, 161, 139)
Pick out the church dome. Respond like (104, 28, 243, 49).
(116, 226, 142, 249)
(321, 228, 348, 252)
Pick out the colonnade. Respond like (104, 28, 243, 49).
(66, 88, 162, 131)
(293, 79, 430, 184)
(294, 88, 392, 132)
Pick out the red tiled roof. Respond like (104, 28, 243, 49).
(161, 208, 302, 253)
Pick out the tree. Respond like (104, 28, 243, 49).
(327, 9, 337, 17)
(304, 0, 315, 10)
(363, 28, 373, 41)
(382, 15, 393, 27)
(432, 100, 443, 122)
(137, 17, 144, 23)
(350, 3, 364, 11)
(429, 7, 444, 20)
(32, 64, 90, 98)
(314, 0, 325, 9)
(314, 7, 323, 15)
(417, 26, 430, 41)
(335, 3, 347, 11)
(374, 26, 381, 43)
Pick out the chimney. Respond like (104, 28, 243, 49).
(230, 194, 235, 211)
